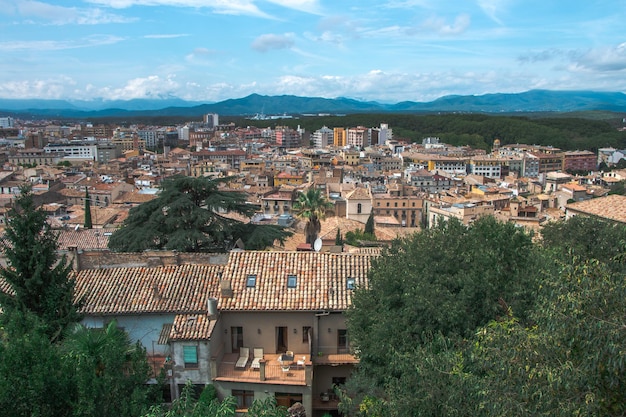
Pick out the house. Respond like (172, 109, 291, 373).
(565, 194, 626, 224)
(71, 250, 374, 416)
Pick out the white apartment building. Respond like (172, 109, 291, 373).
(312, 126, 334, 148)
(43, 142, 98, 160)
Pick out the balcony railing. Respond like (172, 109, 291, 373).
(213, 353, 310, 386)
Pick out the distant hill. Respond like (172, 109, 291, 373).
(1, 90, 626, 119)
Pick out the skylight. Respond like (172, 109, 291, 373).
(246, 274, 257, 288)
(287, 274, 297, 288)
(346, 277, 356, 290)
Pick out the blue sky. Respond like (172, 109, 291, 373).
(1, 0, 625, 103)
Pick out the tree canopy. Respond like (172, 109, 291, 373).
(108, 176, 291, 252)
(341, 214, 626, 416)
(293, 187, 334, 244)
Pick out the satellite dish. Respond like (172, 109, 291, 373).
(74, 224, 80, 231)
(313, 238, 322, 252)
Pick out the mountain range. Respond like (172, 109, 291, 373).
(1, 90, 626, 119)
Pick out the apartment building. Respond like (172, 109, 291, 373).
(333, 128, 346, 147)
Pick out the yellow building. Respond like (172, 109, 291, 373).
(333, 128, 346, 147)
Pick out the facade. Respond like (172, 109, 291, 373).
(44, 142, 98, 161)
(275, 126, 301, 149)
(346, 126, 370, 148)
(373, 195, 423, 227)
(562, 150, 597, 173)
(311, 126, 334, 149)
(333, 128, 346, 147)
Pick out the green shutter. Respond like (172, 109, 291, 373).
(183, 346, 197, 364)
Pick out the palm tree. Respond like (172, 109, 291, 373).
(293, 188, 334, 245)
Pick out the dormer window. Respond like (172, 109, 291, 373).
(287, 274, 297, 288)
(246, 274, 257, 288)
(346, 277, 356, 290)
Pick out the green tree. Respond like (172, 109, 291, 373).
(335, 228, 344, 246)
(364, 210, 375, 235)
(84, 189, 93, 229)
(63, 320, 158, 417)
(108, 176, 291, 252)
(293, 187, 334, 245)
(344, 216, 542, 415)
(0, 185, 81, 342)
(0, 311, 74, 417)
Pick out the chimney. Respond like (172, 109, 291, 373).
(220, 280, 233, 298)
(152, 283, 161, 300)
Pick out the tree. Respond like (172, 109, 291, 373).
(364, 210, 375, 235)
(63, 320, 159, 417)
(335, 228, 344, 246)
(84, 189, 93, 229)
(343, 216, 543, 415)
(108, 176, 291, 252)
(0, 185, 81, 342)
(0, 311, 74, 417)
(293, 187, 334, 245)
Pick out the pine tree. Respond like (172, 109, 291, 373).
(84, 188, 93, 229)
(0, 185, 82, 342)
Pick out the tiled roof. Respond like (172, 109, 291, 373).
(73, 251, 374, 315)
(74, 264, 223, 315)
(219, 251, 372, 312)
(566, 194, 626, 224)
(57, 229, 110, 250)
(169, 314, 216, 341)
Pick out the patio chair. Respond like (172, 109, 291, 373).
(251, 348, 263, 370)
(235, 347, 250, 369)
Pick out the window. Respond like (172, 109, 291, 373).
(183, 345, 198, 368)
(287, 274, 297, 288)
(302, 326, 311, 343)
(232, 390, 254, 409)
(357, 203, 362, 214)
(338, 329, 349, 354)
(346, 277, 356, 290)
(246, 274, 257, 288)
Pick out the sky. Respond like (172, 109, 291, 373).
(1, 0, 626, 103)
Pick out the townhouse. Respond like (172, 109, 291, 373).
(72, 250, 374, 417)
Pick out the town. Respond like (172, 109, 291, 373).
(1, 112, 625, 417)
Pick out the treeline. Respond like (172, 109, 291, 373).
(237, 113, 626, 152)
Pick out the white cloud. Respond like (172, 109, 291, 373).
(143, 33, 189, 39)
(265, 0, 321, 14)
(0, 35, 125, 51)
(97, 75, 180, 100)
(0, 0, 134, 24)
(419, 13, 471, 36)
(251, 33, 295, 52)
(85, 0, 272, 18)
(476, 0, 510, 25)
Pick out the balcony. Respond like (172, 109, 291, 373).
(213, 353, 310, 386)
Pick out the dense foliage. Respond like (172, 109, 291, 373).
(293, 187, 334, 245)
(240, 113, 626, 152)
(0, 187, 161, 417)
(109, 176, 291, 252)
(342, 215, 626, 416)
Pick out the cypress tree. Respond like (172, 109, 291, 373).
(84, 188, 93, 229)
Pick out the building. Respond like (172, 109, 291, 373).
(311, 126, 334, 149)
(562, 150, 597, 173)
(333, 128, 346, 147)
(275, 126, 301, 149)
(70, 250, 374, 416)
(346, 126, 370, 148)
